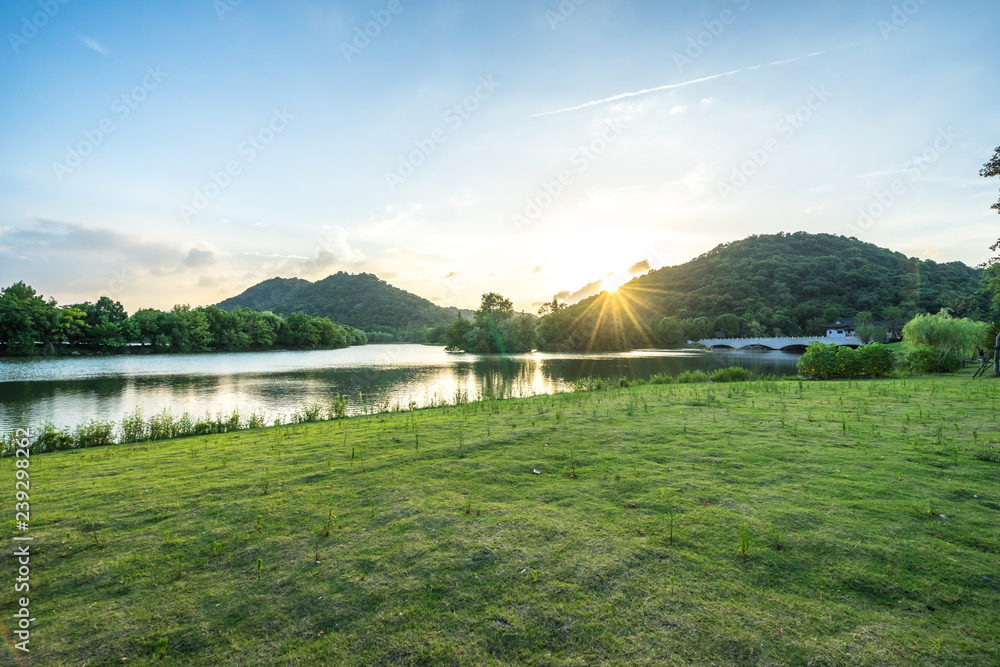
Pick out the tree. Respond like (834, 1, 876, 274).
(901, 309, 989, 372)
(537, 299, 566, 317)
(128, 309, 164, 347)
(162, 305, 212, 352)
(881, 305, 907, 338)
(0, 282, 56, 356)
(714, 313, 741, 337)
(855, 323, 887, 344)
(443, 317, 472, 351)
(982, 146, 1000, 214)
(53, 307, 88, 345)
(981, 147, 1000, 309)
(469, 293, 516, 353)
(655, 316, 686, 348)
(476, 293, 514, 321)
(72, 296, 128, 351)
(497, 315, 537, 353)
(853, 310, 874, 327)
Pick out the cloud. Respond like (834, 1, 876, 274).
(301, 226, 366, 273)
(670, 105, 687, 114)
(554, 279, 605, 304)
(628, 260, 651, 275)
(183, 248, 216, 268)
(354, 204, 425, 241)
(444, 271, 460, 279)
(81, 37, 110, 56)
(4, 217, 180, 267)
(525, 46, 851, 119)
(701, 98, 714, 104)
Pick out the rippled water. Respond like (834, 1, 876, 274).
(0, 345, 801, 431)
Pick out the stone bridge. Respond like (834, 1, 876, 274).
(698, 336, 860, 351)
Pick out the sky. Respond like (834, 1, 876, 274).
(1, 0, 998, 314)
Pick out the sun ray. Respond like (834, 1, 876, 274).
(610, 290, 657, 349)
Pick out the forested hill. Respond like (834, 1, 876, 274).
(538, 232, 991, 351)
(216, 272, 460, 341)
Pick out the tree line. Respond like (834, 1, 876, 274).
(0, 282, 367, 357)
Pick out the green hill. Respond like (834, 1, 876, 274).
(540, 232, 991, 351)
(217, 272, 460, 341)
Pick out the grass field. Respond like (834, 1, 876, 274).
(2, 371, 999, 665)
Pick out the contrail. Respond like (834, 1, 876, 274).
(525, 45, 852, 119)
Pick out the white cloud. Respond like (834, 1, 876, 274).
(670, 105, 687, 114)
(525, 48, 847, 118)
(81, 37, 110, 56)
(302, 226, 366, 272)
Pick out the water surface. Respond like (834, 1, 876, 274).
(0, 345, 800, 431)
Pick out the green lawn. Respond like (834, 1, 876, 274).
(3, 372, 1000, 665)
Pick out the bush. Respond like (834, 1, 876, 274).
(648, 373, 675, 385)
(835, 346, 861, 378)
(906, 346, 962, 373)
(74, 418, 115, 448)
(902, 310, 989, 372)
(855, 343, 895, 377)
(797, 343, 840, 379)
(799, 342, 895, 379)
(676, 370, 710, 384)
(710, 366, 755, 383)
(35, 422, 74, 452)
(119, 407, 148, 443)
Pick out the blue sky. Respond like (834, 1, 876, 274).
(1, 0, 998, 313)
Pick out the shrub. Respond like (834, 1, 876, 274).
(797, 343, 840, 379)
(855, 343, 895, 377)
(799, 342, 895, 379)
(676, 370, 710, 384)
(710, 366, 755, 383)
(835, 346, 861, 378)
(148, 409, 176, 441)
(74, 418, 115, 448)
(902, 310, 989, 372)
(906, 346, 961, 374)
(35, 422, 75, 452)
(119, 407, 148, 443)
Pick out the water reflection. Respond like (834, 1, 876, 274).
(0, 346, 800, 431)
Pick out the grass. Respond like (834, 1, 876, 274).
(2, 372, 1000, 665)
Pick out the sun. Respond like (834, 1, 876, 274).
(602, 273, 630, 293)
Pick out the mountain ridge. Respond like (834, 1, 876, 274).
(216, 272, 465, 341)
(537, 232, 990, 351)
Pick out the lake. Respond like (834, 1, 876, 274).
(0, 345, 801, 432)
